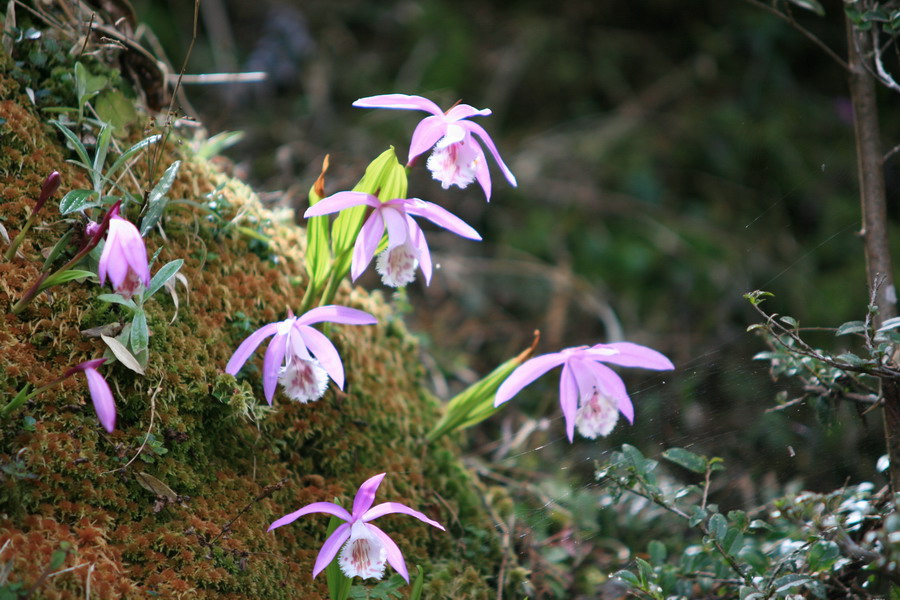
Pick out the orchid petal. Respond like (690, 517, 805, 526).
(409, 115, 448, 161)
(296, 305, 378, 327)
(104, 237, 128, 289)
(268, 501, 352, 532)
(75, 358, 107, 372)
(444, 104, 492, 121)
(589, 342, 675, 371)
(494, 352, 568, 406)
(591, 363, 634, 423)
(311, 522, 352, 578)
(262, 331, 288, 405)
(84, 367, 115, 432)
(473, 144, 493, 201)
(466, 121, 517, 187)
(297, 325, 345, 389)
(97, 234, 112, 285)
(225, 322, 280, 375)
(559, 363, 578, 443)
(381, 206, 409, 249)
(113, 218, 150, 286)
(287, 325, 312, 361)
(405, 199, 482, 240)
(352, 473, 386, 517)
(435, 123, 466, 148)
(367, 524, 409, 583)
(352, 211, 384, 281)
(304, 191, 377, 218)
(362, 502, 445, 530)
(353, 94, 443, 115)
(407, 217, 432, 285)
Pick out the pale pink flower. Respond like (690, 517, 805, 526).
(353, 94, 517, 201)
(494, 343, 674, 442)
(268, 473, 445, 582)
(225, 306, 377, 404)
(97, 207, 150, 300)
(304, 192, 481, 287)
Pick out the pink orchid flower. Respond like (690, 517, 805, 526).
(494, 343, 674, 442)
(67, 358, 116, 433)
(225, 306, 377, 404)
(304, 192, 481, 287)
(268, 473, 445, 582)
(98, 206, 150, 300)
(353, 94, 517, 201)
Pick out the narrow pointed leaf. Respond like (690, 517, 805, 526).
(101, 334, 145, 375)
(409, 566, 425, 600)
(97, 293, 137, 310)
(41, 229, 75, 271)
(130, 309, 149, 354)
(306, 157, 332, 292)
(428, 334, 538, 441)
(145, 259, 183, 300)
(331, 148, 399, 260)
(140, 160, 180, 236)
(52, 121, 91, 167)
(59, 189, 101, 214)
(105, 134, 162, 183)
(92, 124, 113, 191)
(39, 269, 96, 290)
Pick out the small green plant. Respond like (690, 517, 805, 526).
(598, 444, 898, 598)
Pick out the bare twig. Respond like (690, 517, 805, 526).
(102, 378, 163, 475)
(208, 478, 288, 547)
(736, 0, 849, 71)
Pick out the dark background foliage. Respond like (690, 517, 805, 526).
(134, 0, 898, 501)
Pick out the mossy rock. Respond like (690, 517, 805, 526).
(0, 25, 501, 600)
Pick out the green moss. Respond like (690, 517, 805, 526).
(0, 26, 503, 600)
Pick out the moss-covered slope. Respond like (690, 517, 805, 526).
(0, 44, 499, 599)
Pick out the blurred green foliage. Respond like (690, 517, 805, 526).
(129, 1, 900, 595)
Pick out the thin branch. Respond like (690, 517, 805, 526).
(737, 0, 850, 71)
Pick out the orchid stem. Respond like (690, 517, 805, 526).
(4, 213, 37, 260)
(11, 201, 119, 316)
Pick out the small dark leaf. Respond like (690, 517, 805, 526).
(662, 447, 708, 474)
(836, 320, 866, 336)
(779, 315, 798, 328)
(787, 0, 824, 16)
(708, 513, 727, 540)
(59, 189, 101, 214)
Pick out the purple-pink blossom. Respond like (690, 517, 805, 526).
(494, 342, 674, 442)
(353, 94, 517, 201)
(67, 358, 116, 432)
(225, 305, 377, 404)
(304, 192, 481, 287)
(268, 473, 445, 582)
(98, 206, 150, 300)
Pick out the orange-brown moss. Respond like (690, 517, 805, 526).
(0, 35, 501, 600)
